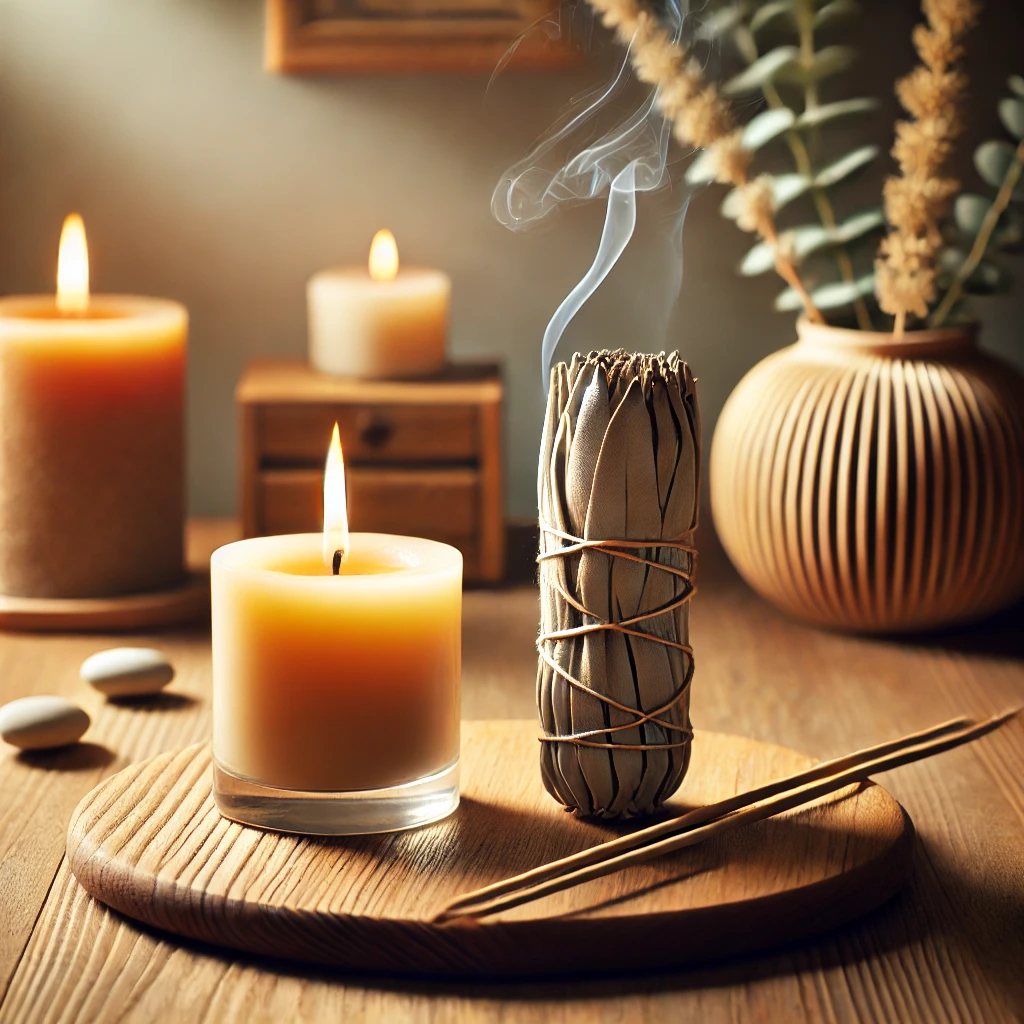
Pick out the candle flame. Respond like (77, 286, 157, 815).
(323, 423, 350, 572)
(57, 213, 90, 314)
(368, 229, 399, 282)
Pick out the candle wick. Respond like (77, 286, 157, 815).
(332, 550, 343, 575)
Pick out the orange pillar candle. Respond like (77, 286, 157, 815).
(307, 229, 450, 379)
(0, 215, 187, 599)
(211, 427, 462, 834)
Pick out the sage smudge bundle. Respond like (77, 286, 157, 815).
(537, 350, 701, 819)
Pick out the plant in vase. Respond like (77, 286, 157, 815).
(585, 0, 1024, 631)
(688, 0, 882, 327)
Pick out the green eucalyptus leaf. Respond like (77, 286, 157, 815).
(742, 108, 796, 150)
(834, 208, 885, 243)
(740, 211, 882, 276)
(992, 208, 1024, 250)
(750, 0, 795, 33)
(952, 205, 1024, 251)
(774, 46, 857, 86)
(774, 288, 808, 312)
(740, 243, 779, 277)
(780, 223, 832, 258)
(774, 273, 875, 312)
(696, 4, 750, 41)
(964, 261, 1012, 294)
(719, 172, 811, 219)
(1008, 75, 1024, 98)
(954, 194, 992, 236)
(974, 140, 1017, 188)
(939, 249, 1012, 294)
(720, 188, 744, 219)
(998, 98, 1024, 140)
(939, 248, 968, 274)
(722, 46, 799, 96)
(795, 97, 878, 129)
(771, 173, 814, 210)
(814, 144, 879, 188)
(813, 0, 861, 29)
(740, 224, 831, 276)
(685, 148, 718, 185)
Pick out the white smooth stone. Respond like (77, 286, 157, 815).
(0, 696, 90, 750)
(80, 647, 175, 697)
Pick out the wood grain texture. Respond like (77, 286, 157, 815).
(258, 467, 479, 539)
(710, 322, 1024, 633)
(477, 399, 506, 582)
(264, 0, 578, 75)
(237, 360, 505, 582)
(236, 360, 503, 406)
(1, 527, 1022, 1022)
(65, 723, 912, 977)
(258, 402, 480, 463)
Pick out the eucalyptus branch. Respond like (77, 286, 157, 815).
(796, 0, 819, 110)
(930, 139, 1024, 327)
(732, 13, 873, 329)
(796, 0, 872, 330)
(587, 0, 825, 323)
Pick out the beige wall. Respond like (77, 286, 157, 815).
(2, 0, 1022, 520)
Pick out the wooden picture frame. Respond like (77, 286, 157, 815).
(265, 0, 577, 75)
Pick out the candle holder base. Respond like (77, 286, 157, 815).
(212, 757, 460, 836)
(0, 573, 209, 633)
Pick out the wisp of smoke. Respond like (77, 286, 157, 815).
(491, 2, 692, 382)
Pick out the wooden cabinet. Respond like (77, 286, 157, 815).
(236, 361, 505, 582)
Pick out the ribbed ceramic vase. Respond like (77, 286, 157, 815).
(710, 320, 1024, 633)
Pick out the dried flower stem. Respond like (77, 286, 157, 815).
(875, 0, 979, 337)
(587, 0, 825, 324)
(759, 221, 823, 318)
(930, 138, 1024, 327)
(893, 308, 907, 339)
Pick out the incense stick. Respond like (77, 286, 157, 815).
(436, 708, 1019, 923)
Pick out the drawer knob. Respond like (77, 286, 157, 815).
(359, 418, 395, 449)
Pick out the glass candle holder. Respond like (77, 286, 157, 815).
(211, 533, 461, 835)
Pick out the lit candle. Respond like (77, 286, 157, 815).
(211, 427, 462, 835)
(307, 229, 450, 379)
(0, 215, 187, 600)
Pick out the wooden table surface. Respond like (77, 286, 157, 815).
(0, 523, 1021, 1023)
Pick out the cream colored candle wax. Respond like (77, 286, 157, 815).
(212, 429, 461, 798)
(307, 229, 450, 379)
(212, 531, 462, 793)
(0, 215, 186, 599)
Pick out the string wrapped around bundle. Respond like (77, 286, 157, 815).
(538, 349, 701, 819)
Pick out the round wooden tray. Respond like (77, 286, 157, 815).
(0, 574, 209, 632)
(66, 721, 913, 977)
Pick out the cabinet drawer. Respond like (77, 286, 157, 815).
(258, 467, 479, 540)
(258, 404, 479, 464)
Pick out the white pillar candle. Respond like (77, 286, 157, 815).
(307, 230, 450, 379)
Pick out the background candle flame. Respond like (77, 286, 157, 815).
(368, 229, 399, 282)
(323, 422, 350, 570)
(56, 213, 90, 314)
